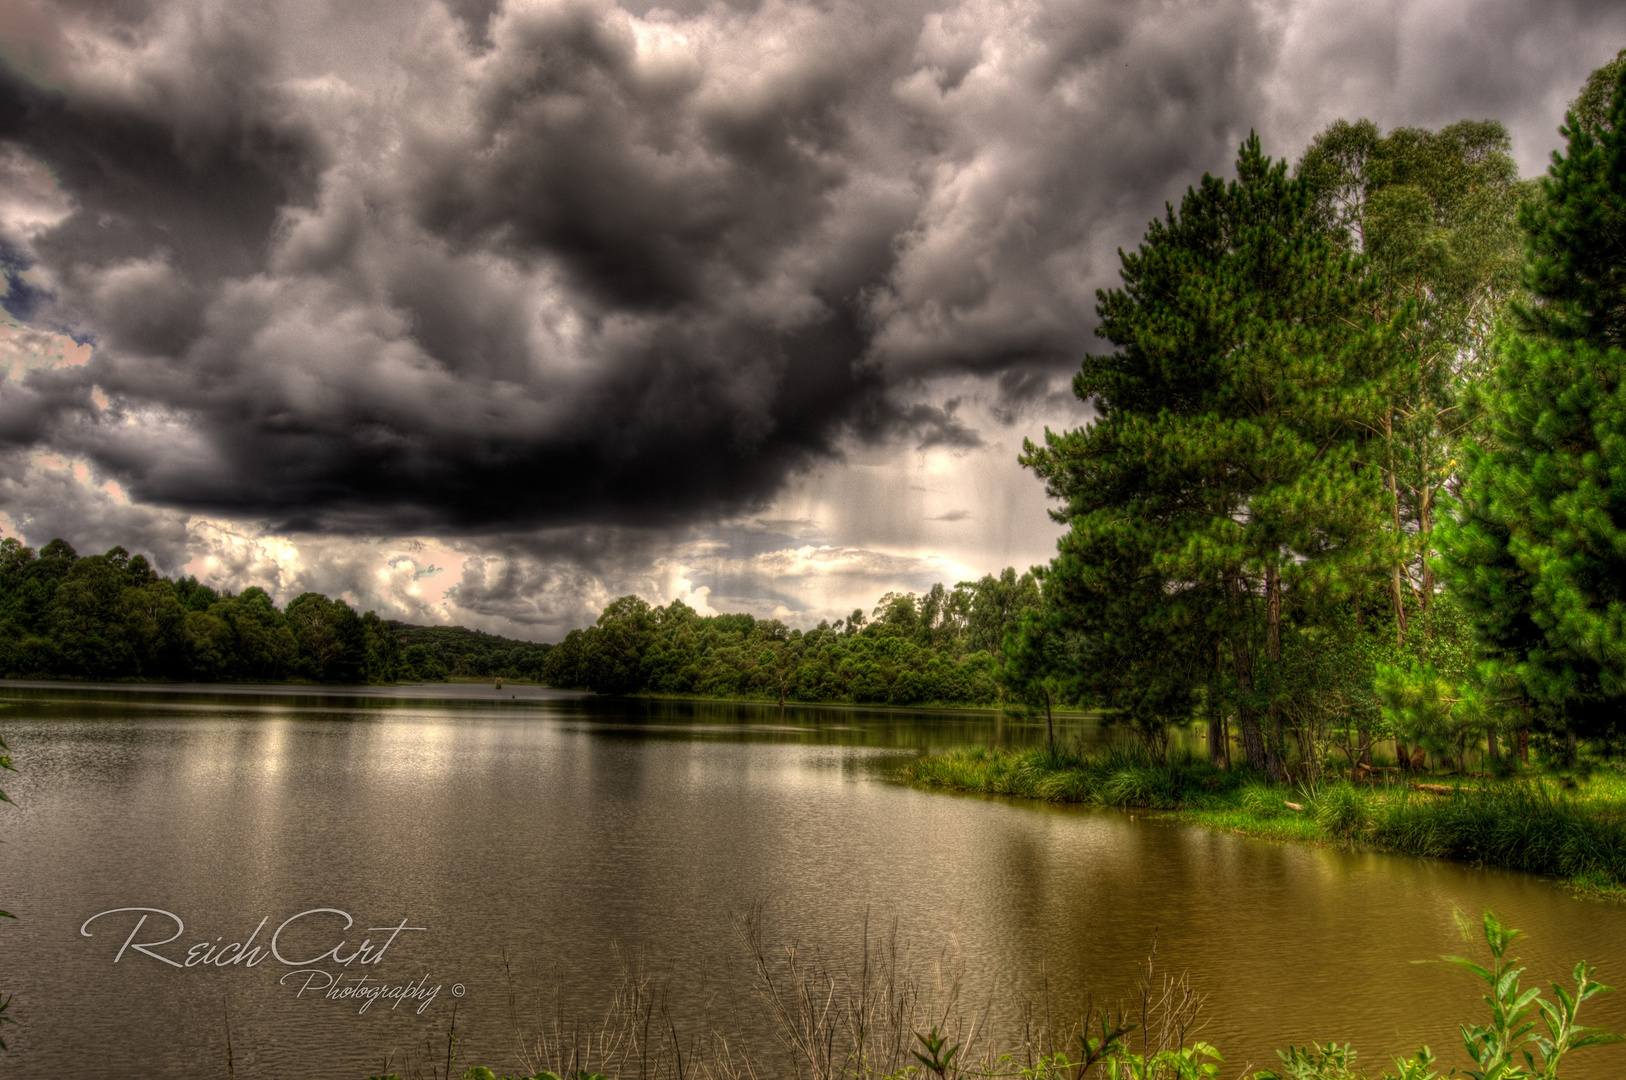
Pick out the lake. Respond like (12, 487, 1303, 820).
(3, 682, 1623, 1078)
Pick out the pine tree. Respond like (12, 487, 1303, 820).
(1023, 136, 1397, 778)
(1440, 63, 1626, 748)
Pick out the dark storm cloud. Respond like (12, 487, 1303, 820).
(0, 0, 1622, 541)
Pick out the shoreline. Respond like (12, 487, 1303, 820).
(896, 746, 1626, 901)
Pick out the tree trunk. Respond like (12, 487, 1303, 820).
(1418, 484, 1434, 612)
(1565, 727, 1578, 766)
(1233, 640, 1267, 773)
(1264, 564, 1286, 784)
(1517, 726, 1530, 764)
(1207, 699, 1227, 769)
(1357, 721, 1373, 770)
(1487, 726, 1499, 767)
(1044, 689, 1055, 759)
(1386, 415, 1409, 645)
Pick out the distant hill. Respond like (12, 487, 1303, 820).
(386, 621, 552, 682)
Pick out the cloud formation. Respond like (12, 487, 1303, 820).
(0, 0, 1621, 634)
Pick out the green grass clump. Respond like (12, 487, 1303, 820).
(1312, 783, 1372, 839)
(899, 745, 1235, 810)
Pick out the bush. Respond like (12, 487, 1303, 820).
(1239, 784, 1287, 818)
(1312, 784, 1372, 839)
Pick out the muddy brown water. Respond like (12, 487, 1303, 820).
(3, 683, 1623, 1078)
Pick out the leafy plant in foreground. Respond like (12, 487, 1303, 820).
(1251, 909, 1617, 1079)
(1444, 910, 1620, 1079)
(909, 1027, 960, 1078)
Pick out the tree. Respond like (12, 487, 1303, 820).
(585, 595, 656, 695)
(1440, 61, 1626, 750)
(998, 611, 1079, 759)
(1024, 135, 1398, 779)
(960, 569, 1040, 657)
(285, 592, 362, 682)
(1298, 117, 1528, 768)
(1572, 48, 1626, 136)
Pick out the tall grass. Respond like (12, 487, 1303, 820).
(900, 748, 1626, 893)
(1368, 783, 1626, 887)
(899, 746, 1237, 810)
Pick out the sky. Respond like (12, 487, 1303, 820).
(0, 0, 1621, 641)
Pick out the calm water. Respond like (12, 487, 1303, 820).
(3, 683, 1624, 1079)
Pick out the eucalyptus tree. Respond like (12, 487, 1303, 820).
(1298, 118, 1527, 639)
(1572, 48, 1626, 136)
(1292, 118, 1527, 768)
(1024, 136, 1399, 779)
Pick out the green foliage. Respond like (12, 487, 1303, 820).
(1572, 49, 1626, 136)
(904, 745, 1236, 811)
(1439, 60, 1626, 747)
(909, 1027, 959, 1078)
(538, 572, 1037, 707)
(388, 623, 551, 681)
(1311, 784, 1372, 839)
(1247, 912, 1617, 1079)
(1024, 133, 1399, 780)
(1298, 115, 1525, 637)
(905, 749, 1626, 890)
(1261, 1043, 1359, 1080)
(1105, 1041, 1224, 1079)
(0, 535, 547, 684)
(1366, 783, 1626, 886)
(1441, 910, 1621, 1079)
(1238, 783, 1288, 818)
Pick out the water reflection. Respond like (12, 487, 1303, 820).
(0, 683, 1620, 1079)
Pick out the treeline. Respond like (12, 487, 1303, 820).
(388, 622, 552, 682)
(0, 537, 549, 683)
(540, 569, 1041, 706)
(1010, 53, 1626, 774)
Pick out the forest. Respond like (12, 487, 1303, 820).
(0, 537, 550, 684)
(537, 568, 1041, 706)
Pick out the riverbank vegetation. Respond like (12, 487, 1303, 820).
(364, 910, 1618, 1079)
(902, 746, 1626, 895)
(0, 537, 550, 683)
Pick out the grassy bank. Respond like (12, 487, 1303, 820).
(899, 746, 1626, 897)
